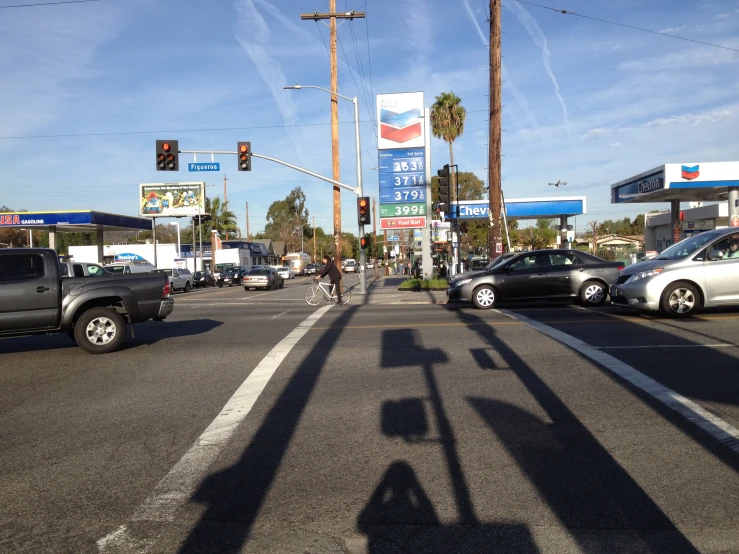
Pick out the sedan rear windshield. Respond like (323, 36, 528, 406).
(249, 269, 270, 275)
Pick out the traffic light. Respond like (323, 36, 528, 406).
(156, 140, 179, 171)
(357, 196, 370, 226)
(437, 165, 450, 212)
(360, 236, 369, 250)
(237, 142, 251, 171)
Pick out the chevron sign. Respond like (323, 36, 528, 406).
(376, 92, 425, 150)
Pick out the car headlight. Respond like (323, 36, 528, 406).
(453, 278, 472, 288)
(628, 268, 663, 283)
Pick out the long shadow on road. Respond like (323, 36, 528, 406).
(176, 305, 358, 554)
(455, 308, 701, 553)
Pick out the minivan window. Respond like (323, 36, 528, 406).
(656, 230, 723, 260)
(0, 254, 45, 282)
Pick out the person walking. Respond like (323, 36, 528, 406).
(315, 255, 342, 304)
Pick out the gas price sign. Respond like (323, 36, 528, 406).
(378, 148, 427, 229)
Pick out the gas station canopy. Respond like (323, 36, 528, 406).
(451, 197, 586, 220)
(0, 210, 152, 233)
(611, 162, 739, 204)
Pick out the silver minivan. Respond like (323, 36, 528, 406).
(610, 228, 739, 317)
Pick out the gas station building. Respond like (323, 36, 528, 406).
(611, 162, 739, 253)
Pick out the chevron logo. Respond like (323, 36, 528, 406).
(380, 108, 423, 144)
(681, 165, 699, 180)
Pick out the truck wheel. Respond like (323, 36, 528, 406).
(184, 282, 191, 293)
(74, 307, 126, 354)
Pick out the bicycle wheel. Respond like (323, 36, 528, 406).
(304, 285, 324, 306)
(338, 285, 351, 305)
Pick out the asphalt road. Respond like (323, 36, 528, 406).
(1, 276, 738, 554)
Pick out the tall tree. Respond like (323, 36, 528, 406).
(264, 187, 310, 253)
(520, 219, 556, 251)
(430, 92, 466, 204)
(205, 196, 237, 238)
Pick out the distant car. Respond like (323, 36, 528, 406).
(192, 270, 216, 288)
(153, 268, 192, 293)
(243, 267, 284, 290)
(365, 261, 375, 269)
(60, 262, 110, 278)
(104, 262, 156, 274)
(305, 263, 319, 276)
(217, 266, 248, 287)
(343, 261, 358, 273)
(276, 266, 295, 280)
(448, 249, 624, 309)
(611, 228, 739, 318)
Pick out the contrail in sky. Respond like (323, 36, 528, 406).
(506, 0, 572, 136)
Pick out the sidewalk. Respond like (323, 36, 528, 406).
(352, 274, 448, 305)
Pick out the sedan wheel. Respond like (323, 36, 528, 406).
(472, 285, 497, 310)
(580, 281, 606, 306)
(661, 282, 699, 318)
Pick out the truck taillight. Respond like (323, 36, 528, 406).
(162, 282, 171, 298)
(617, 264, 625, 271)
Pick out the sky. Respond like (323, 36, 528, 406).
(1, 0, 738, 237)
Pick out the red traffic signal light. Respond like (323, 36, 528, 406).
(360, 236, 369, 249)
(237, 141, 251, 171)
(357, 196, 370, 226)
(156, 140, 179, 171)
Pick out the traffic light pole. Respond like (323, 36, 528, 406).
(353, 97, 367, 295)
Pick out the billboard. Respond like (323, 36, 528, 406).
(139, 183, 205, 217)
(432, 221, 450, 243)
(376, 92, 425, 150)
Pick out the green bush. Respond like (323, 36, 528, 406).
(398, 278, 448, 290)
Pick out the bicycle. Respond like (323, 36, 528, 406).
(304, 279, 351, 306)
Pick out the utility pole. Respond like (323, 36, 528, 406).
(372, 197, 378, 279)
(488, 0, 503, 260)
(223, 175, 229, 240)
(313, 216, 317, 263)
(245, 201, 251, 241)
(301, 5, 365, 263)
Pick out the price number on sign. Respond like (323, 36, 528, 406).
(393, 174, 425, 187)
(392, 159, 424, 172)
(393, 204, 426, 216)
(393, 189, 425, 202)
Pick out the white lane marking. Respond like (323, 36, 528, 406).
(597, 344, 736, 349)
(497, 309, 739, 455)
(98, 304, 334, 552)
(270, 310, 292, 320)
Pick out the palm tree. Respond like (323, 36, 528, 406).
(430, 92, 466, 204)
(205, 196, 237, 239)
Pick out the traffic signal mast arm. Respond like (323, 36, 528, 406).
(177, 149, 358, 193)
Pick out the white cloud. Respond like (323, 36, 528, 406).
(579, 128, 611, 141)
(609, 142, 623, 148)
(640, 110, 732, 129)
(658, 25, 687, 33)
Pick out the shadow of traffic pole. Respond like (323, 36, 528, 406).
(380, 329, 477, 524)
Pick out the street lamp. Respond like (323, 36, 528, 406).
(284, 83, 366, 295)
(169, 221, 181, 257)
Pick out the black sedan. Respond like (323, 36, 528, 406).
(217, 266, 248, 287)
(192, 270, 216, 288)
(447, 249, 624, 309)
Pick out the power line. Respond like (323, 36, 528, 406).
(0, 0, 98, 8)
(514, 0, 739, 53)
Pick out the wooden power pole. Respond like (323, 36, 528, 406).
(488, 0, 503, 258)
(301, 5, 365, 262)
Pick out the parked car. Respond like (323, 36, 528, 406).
(60, 262, 109, 278)
(104, 262, 156, 274)
(448, 249, 624, 309)
(276, 266, 295, 280)
(153, 268, 192, 293)
(365, 261, 375, 269)
(610, 228, 739, 318)
(217, 266, 248, 287)
(344, 261, 358, 273)
(243, 268, 284, 290)
(0, 248, 173, 354)
(192, 270, 216, 288)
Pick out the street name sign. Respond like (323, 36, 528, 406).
(188, 162, 221, 172)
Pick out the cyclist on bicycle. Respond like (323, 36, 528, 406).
(314, 255, 342, 304)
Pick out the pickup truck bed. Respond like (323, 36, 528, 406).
(0, 248, 174, 353)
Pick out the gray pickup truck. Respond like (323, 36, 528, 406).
(0, 248, 175, 354)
